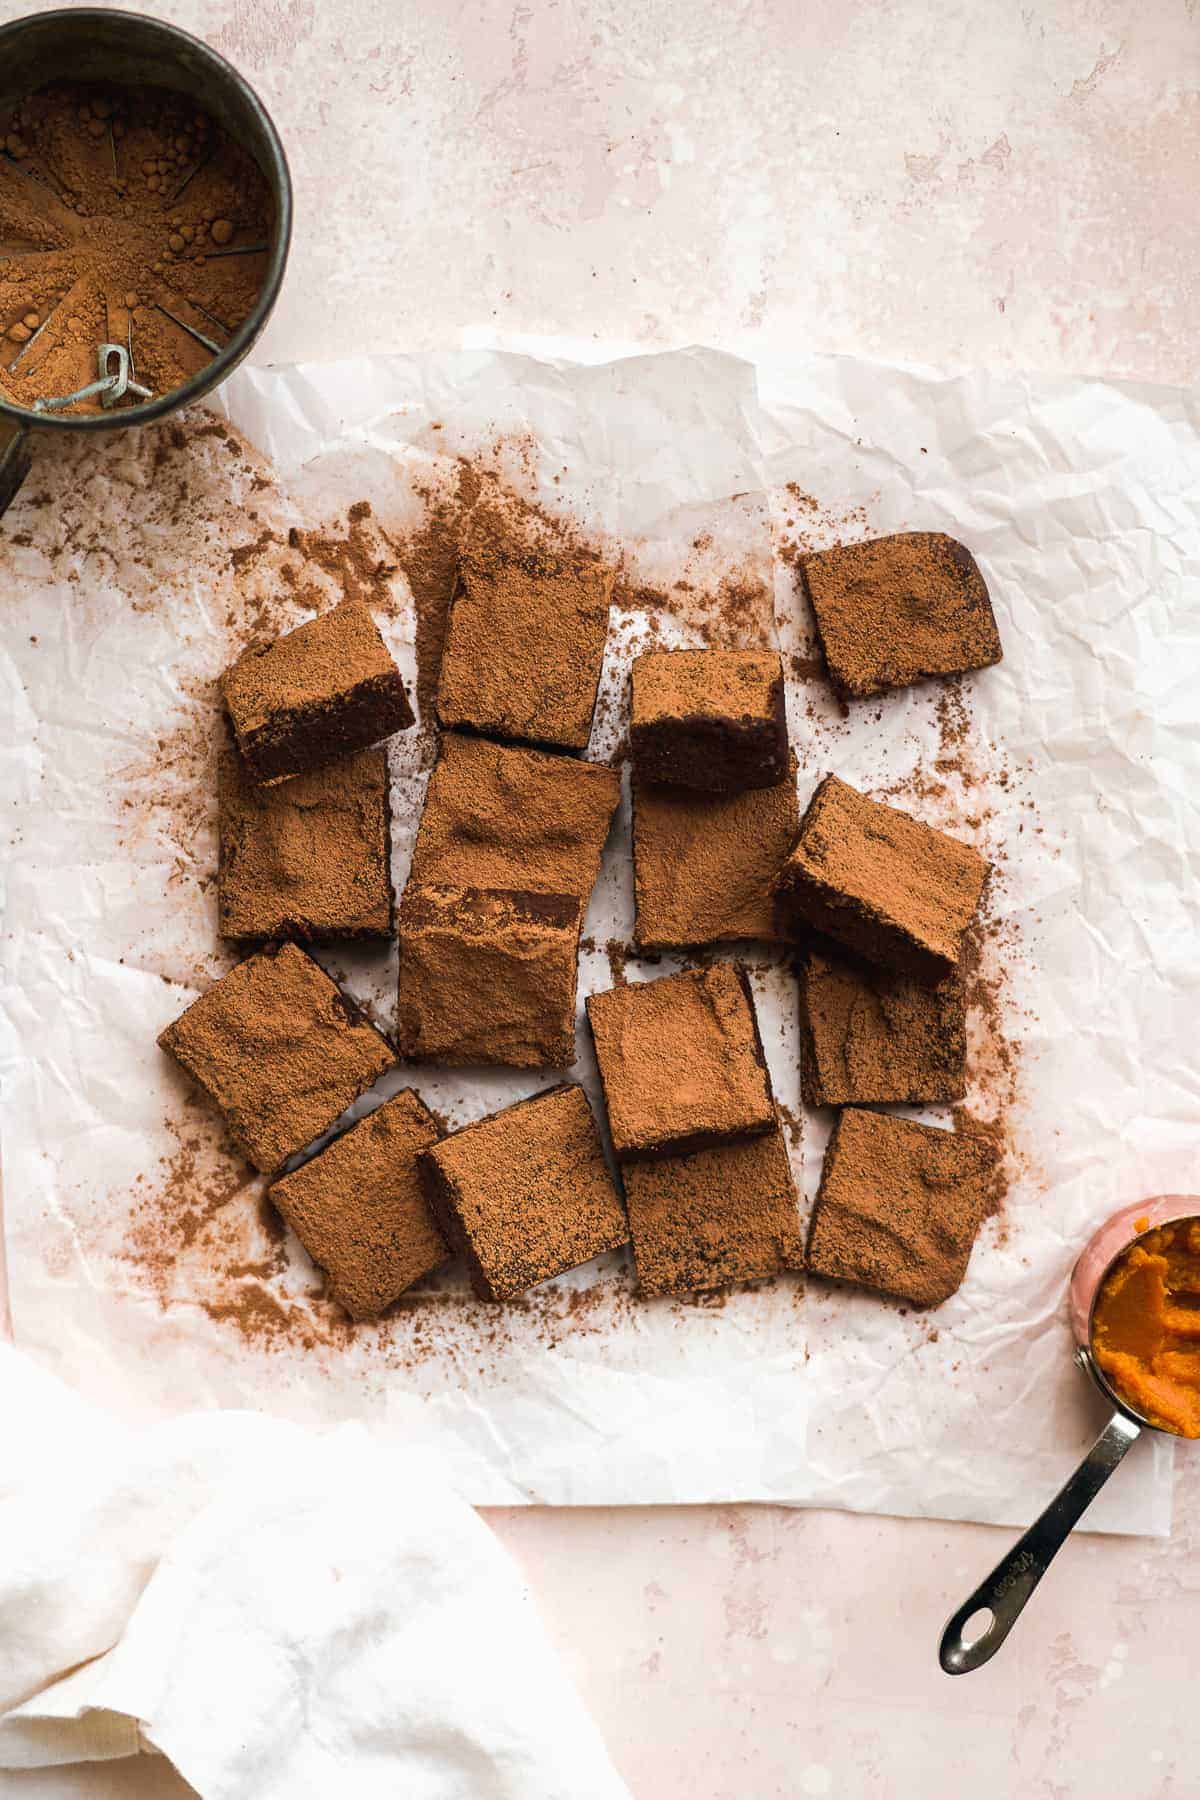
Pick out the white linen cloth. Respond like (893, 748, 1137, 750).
(0, 1346, 631, 1799)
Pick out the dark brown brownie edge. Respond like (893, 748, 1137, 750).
(238, 668, 414, 784)
(629, 673, 788, 793)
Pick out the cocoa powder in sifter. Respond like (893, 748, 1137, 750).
(0, 82, 272, 413)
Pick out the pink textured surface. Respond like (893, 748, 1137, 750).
(1, 2, 1197, 1795)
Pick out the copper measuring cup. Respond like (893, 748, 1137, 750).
(939, 1194, 1198, 1674)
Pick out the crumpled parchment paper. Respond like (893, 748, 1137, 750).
(2, 344, 1196, 1533)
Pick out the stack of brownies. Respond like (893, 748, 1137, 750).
(158, 518, 1006, 1322)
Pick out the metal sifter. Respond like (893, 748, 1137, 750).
(0, 7, 291, 520)
(940, 1194, 1200, 1674)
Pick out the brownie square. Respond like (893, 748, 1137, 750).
(799, 531, 1002, 699)
(419, 1084, 628, 1301)
(396, 884, 581, 1067)
(217, 743, 393, 945)
(775, 775, 987, 983)
(157, 942, 396, 1174)
(269, 1089, 447, 1319)
(799, 946, 966, 1107)
(632, 761, 798, 950)
(586, 963, 774, 1160)
(806, 1109, 998, 1307)
(409, 732, 621, 903)
(630, 649, 788, 793)
(437, 518, 614, 751)
(221, 601, 414, 785)
(623, 1119, 805, 1297)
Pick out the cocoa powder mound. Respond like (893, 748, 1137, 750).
(0, 82, 272, 414)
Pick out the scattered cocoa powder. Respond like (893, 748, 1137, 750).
(0, 82, 272, 414)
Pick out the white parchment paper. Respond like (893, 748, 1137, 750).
(2, 345, 1197, 1532)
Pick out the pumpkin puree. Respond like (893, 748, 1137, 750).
(1092, 1218, 1200, 1436)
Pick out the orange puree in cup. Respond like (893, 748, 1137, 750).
(1092, 1219, 1200, 1436)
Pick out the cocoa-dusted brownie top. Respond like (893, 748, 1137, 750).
(408, 731, 621, 903)
(217, 742, 393, 945)
(776, 774, 987, 983)
(630, 648, 789, 793)
(437, 509, 614, 752)
(220, 601, 413, 784)
(806, 1108, 998, 1307)
(396, 883, 581, 1069)
(799, 531, 1002, 699)
(157, 941, 396, 1174)
(586, 962, 774, 1160)
(632, 759, 799, 950)
(419, 1084, 628, 1302)
(269, 1088, 446, 1320)
(799, 946, 966, 1108)
(623, 1118, 805, 1298)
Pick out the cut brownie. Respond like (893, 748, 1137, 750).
(623, 1119, 805, 1297)
(630, 649, 788, 792)
(775, 775, 987, 983)
(157, 942, 396, 1174)
(632, 761, 798, 950)
(799, 946, 966, 1107)
(437, 514, 613, 751)
(586, 963, 774, 1160)
(217, 743, 393, 945)
(409, 732, 621, 903)
(798, 531, 1002, 699)
(419, 1084, 628, 1301)
(806, 1109, 998, 1307)
(221, 601, 413, 785)
(396, 884, 581, 1067)
(269, 1089, 447, 1319)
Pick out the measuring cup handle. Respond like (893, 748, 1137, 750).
(939, 1408, 1141, 1675)
(0, 416, 30, 522)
